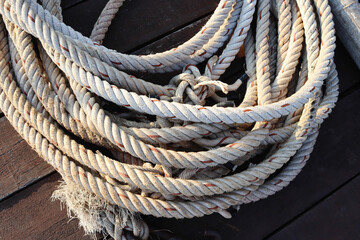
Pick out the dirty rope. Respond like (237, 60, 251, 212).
(0, 0, 338, 239)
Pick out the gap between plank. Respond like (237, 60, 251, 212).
(0, 172, 56, 204)
(124, 11, 214, 54)
(264, 171, 360, 239)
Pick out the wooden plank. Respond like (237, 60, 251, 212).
(133, 17, 210, 55)
(268, 175, 360, 240)
(335, 40, 360, 95)
(61, 0, 87, 10)
(62, 0, 218, 52)
(0, 117, 53, 200)
(0, 173, 90, 239)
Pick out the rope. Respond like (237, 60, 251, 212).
(0, 0, 338, 239)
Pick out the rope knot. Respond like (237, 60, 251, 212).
(170, 56, 235, 105)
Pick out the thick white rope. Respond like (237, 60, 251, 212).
(0, 0, 338, 239)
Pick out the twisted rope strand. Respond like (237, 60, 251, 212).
(0, 0, 338, 239)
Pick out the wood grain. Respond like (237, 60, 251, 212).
(0, 118, 53, 200)
(268, 175, 360, 240)
(62, 0, 218, 52)
(61, 0, 86, 10)
(0, 173, 90, 240)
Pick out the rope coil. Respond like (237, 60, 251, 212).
(0, 0, 338, 239)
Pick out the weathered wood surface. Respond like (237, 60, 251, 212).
(62, 0, 86, 10)
(269, 175, 360, 240)
(0, 173, 90, 240)
(62, 0, 218, 52)
(0, 117, 53, 200)
(0, 0, 360, 239)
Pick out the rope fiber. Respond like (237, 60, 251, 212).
(0, 0, 338, 239)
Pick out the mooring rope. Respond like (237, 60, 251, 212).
(0, 0, 338, 239)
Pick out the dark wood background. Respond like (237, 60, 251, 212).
(0, 0, 360, 239)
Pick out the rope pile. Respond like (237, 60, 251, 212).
(0, 0, 338, 239)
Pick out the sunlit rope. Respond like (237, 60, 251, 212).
(0, 0, 338, 239)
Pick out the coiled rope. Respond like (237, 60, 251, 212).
(0, 0, 338, 239)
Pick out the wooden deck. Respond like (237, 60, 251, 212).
(1, 0, 360, 239)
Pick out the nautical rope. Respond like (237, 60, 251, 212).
(0, 0, 338, 239)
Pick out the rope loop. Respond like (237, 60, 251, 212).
(0, 0, 339, 239)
